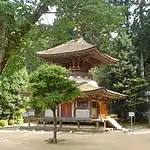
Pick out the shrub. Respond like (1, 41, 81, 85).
(15, 118, 24, 125)
(14, 109, 25, 125)
(8, 119, 14, 125)
(0, 120, 7, 127)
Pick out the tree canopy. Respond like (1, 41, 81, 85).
(0, 0, 48, 75)
(29, 64, 80, 143)
(0, 67, 29, 122)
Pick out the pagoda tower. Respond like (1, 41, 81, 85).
(37, 38, 126, 123)
(37, 38, 117, 78)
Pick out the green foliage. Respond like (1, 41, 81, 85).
(29, 64, 80, 110)
(0, 67, 28, 119)
(131, 1, 150, 80)
(131, 2, 150, 55)
(0, 120, 7, 127)
(29, 64, 80, 143)
(0, 2, 33, 34)
(92, 33, 148, 120)
(8, 119, 14, 126)
(93, 33, 137, 88)
(109, 34, 148, 111)
(91, 66, 112, 89)
(120, 78, 148, 108)
(42, 0, 127, 52)
(0, 2, 35, 75)
(14, 109, 24, 125)
(22, 25, 55, 73)
(0, 1, 48, 75)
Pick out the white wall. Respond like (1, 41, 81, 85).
(23, 109, 35, 117)
(45, 109, 58, 117)
(75, 109, 90, 119)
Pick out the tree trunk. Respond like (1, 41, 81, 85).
(9, 109, 14, 120)
(52, 108, 57, 143)
(28, 109, 30, 127)
(140, 52, 144, 77)
(0, 25, 8, 72)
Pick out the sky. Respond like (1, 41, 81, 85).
(40, 7, 57, 25)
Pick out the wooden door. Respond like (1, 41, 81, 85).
(61, 103, 66, 117)
(101, 103, 108, 115)
(61, 103, 72, 117)
(66, 103, 72, 117)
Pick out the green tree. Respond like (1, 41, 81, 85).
(93, 33, 148, 120)
(0, 67, 29, 121)
(131, 0, 150, 78)
(1, 0, 127, 75)
(22, 25, 54, 73)
(0, 1, 48, 75)
(111, 37, 148, 120)
(42, 0, 127, 52)
(29, 64, 80, 143)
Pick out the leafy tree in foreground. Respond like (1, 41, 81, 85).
(29, 64, 80, 143)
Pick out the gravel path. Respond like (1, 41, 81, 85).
(0, 129, 150, 150)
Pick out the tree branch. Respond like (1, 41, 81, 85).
(31, 3, 49, 25)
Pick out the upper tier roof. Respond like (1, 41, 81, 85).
(37, 38, 118, 65)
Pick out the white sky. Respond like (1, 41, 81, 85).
(40, 7, 57, 25)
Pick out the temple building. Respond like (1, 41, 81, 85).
(37, 38, 126, 129)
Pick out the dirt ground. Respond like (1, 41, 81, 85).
(0, 130, 150, 150)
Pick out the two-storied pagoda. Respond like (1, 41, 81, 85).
(37, 38, 126, 127)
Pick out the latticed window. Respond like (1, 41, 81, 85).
(77, 101, 88, 108)
(91, 101, 97, 108)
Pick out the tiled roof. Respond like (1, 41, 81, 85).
(37, 38, 95, 55)
(69, 76, 126, 99)
(37, 38, 118, 65)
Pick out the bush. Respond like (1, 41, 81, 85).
(14, 109, 24, 125)
(0, 120, 7, 127)
(15, 118, 24, 125)
(8, 119, 14, 125)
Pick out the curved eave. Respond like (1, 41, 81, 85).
(37, 37, 118, 65)
(80, 87, 127, 100)
(101, 89, 127, 100)
(37, 46, 118, 65)
(81, 87, 106, 95)
(93, 46, 118, 65)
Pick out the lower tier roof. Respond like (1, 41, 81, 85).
(69, 76, 127, 100)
